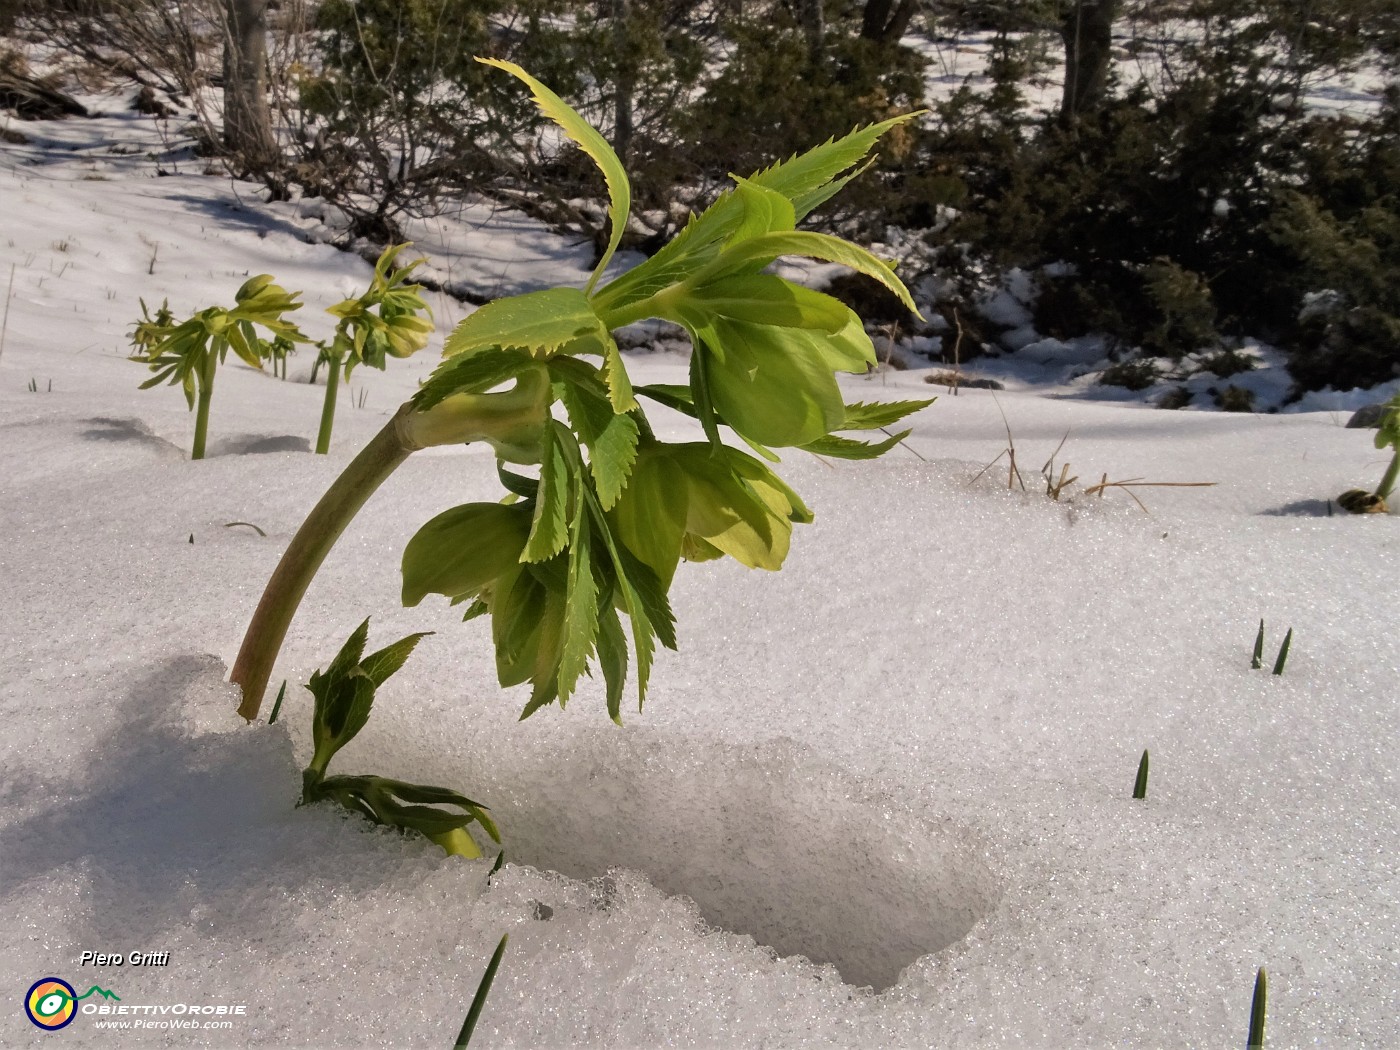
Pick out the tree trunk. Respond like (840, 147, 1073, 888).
(860, 0, 918, 47)
(611, 0, 634, 165)
(798, 0, 824, 61)
(1058, 0, 1119, 128)
(222, 0, 278, 172)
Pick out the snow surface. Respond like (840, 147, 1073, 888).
(2, 98, 1398, 1050)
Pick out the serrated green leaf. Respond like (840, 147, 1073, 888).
(327, 618, 371, 682)
(840, 398, 936, 431)
(360, 631, 433, 688)
(599, 335, 637, 413)
(615, 543, 677, 652)
(519, 674, 561, 720)
(559, 381, 640, 510)
(713, 231, 919, 317)
(688, 339, 724, 451)
(444, 287, 606, 360)
(557, 510, 598, 704)
(800, 430, 910, 460)
(592, 115, 916, 321)
(478, 58, 630, 296)
(750, 112, 920, 221)
(729, 175, 797, 243)
(461, 598, 489, 622)
(413, 348, 534, 411)
(402, 502, 533, 607)
(522, 425, 571, 563)
(585, 488, 658, 704)
(596, 600, 629, 724)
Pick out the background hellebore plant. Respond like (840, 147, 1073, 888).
(315, 244, 434, 453)
(231, 59, 934, 738)
(129, 277, 304, 459)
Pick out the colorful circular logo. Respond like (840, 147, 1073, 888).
(25, 978, 77, 1030)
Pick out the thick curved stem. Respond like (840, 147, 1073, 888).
(232, 404, 418, 719)
(231, 370, 554, 720)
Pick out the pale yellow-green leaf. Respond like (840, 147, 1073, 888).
(478, 58, 631, 297)
(716, 231, 920, 318)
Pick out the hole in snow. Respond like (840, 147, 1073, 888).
(490, 732, 1000, 991)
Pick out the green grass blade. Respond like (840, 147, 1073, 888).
(454, 934, 508, 1049)
(1251, 619, 1265, 669)
(1133, 749, 1149, 800)
(1247, 967, 1267, 1049)
(1272, 628, 1292, 676)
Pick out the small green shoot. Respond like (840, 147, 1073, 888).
(453, 934, 508, 1049)
(487, 849, 506, 882)
(1133, 749, 1150, 799)
(128, 282, 305, 459)
(1271, 629, 1293, 676)
(301, 619, 499, 859)
(1247, 967, 1267, 1049)
(267, 680, 286, 725)
(1251, 619, 1265, 669)
(224, 521, 267, 537)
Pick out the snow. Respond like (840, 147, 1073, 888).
(2, 99, 1398, 1050)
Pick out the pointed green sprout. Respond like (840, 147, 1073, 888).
(1247, 968, 1267, 1049)
(231, 61, 934, 723)
(1133, 749, 1149, 799)
(301, 619, 500, 858)
(1251, 620, 1265, 669)
(129, 277, 304, 459)
(1271, 628, 1293, 676)
(315, 243, 434, 454)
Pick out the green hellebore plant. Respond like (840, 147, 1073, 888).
(315, 243, 434, 453)
(129, 276, 305, 459)
(230, 59, 934, 725)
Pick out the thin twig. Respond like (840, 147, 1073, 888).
(1081, 477, 1217, 514)
(950, 306, 964, 396)
(881, 425, 927, 462)
(989, 392, 1025, 491)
